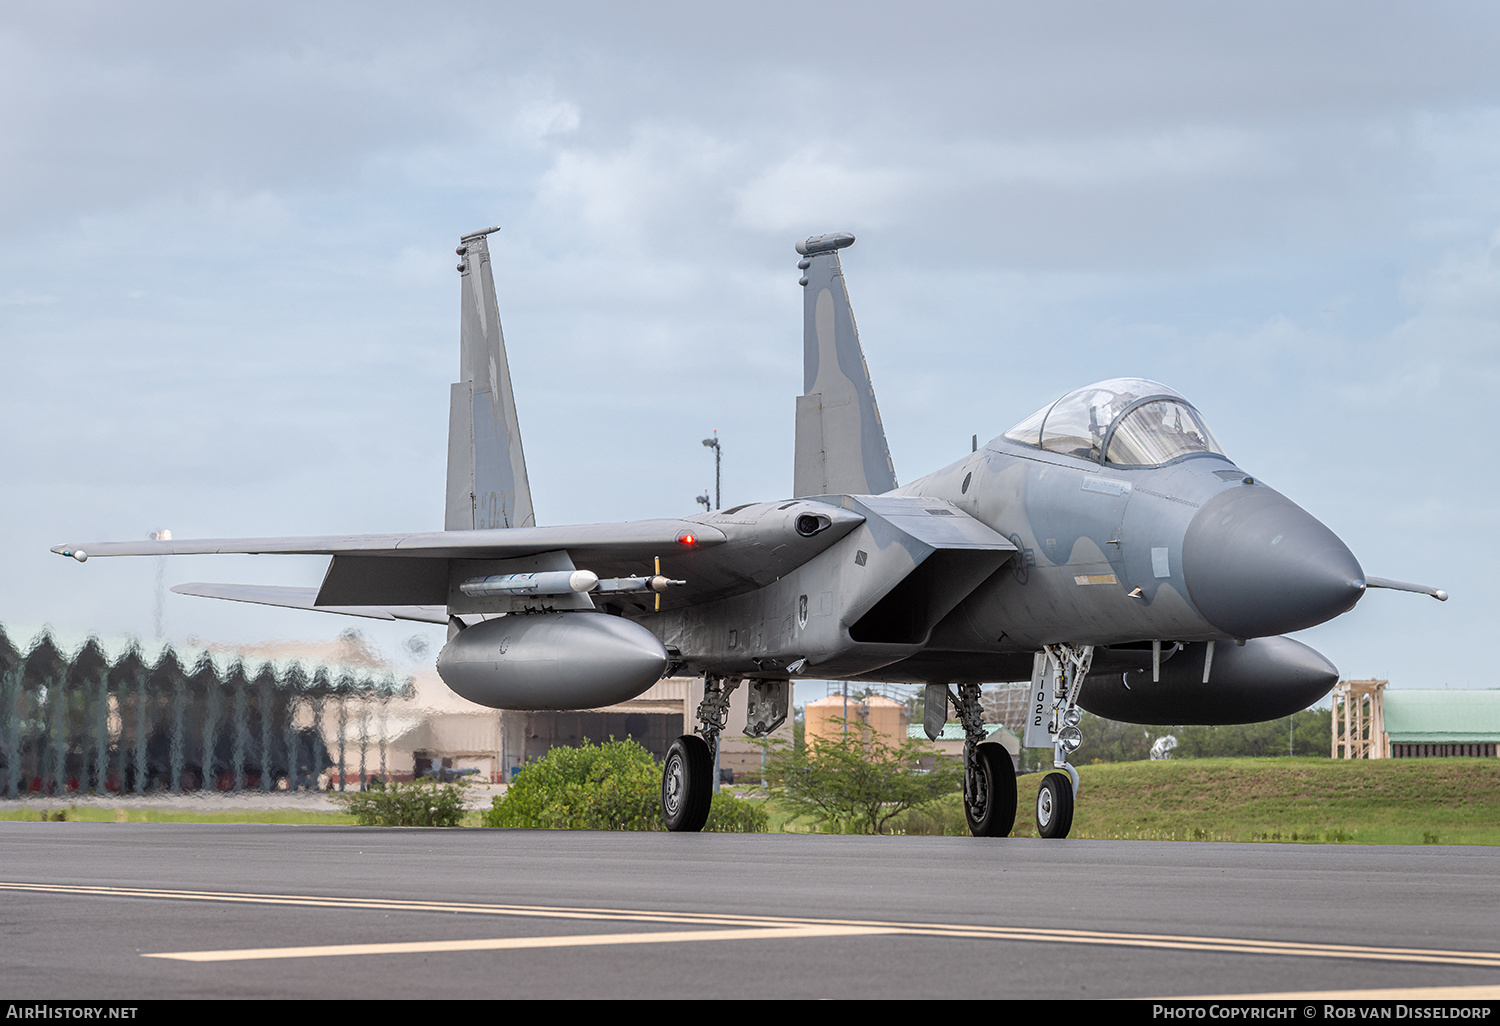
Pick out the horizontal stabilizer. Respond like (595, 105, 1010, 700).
(171, 583, 448, 624)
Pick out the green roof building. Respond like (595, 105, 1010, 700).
(1336, 679, 1500, 759)
(1384, 690, 1500, 758)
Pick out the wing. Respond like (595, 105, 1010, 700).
(58, 497, 1014, 617)
(57, 517, 733, 614)
(56, 506, 845, 614)
(171, 584, 449, 625)
(53, 519, 718, 560)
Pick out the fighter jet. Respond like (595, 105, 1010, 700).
(53, 227, 1446, 838)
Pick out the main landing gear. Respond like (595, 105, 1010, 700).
(661, 734, 713, 832)
(940, 683, 1018, 837)
(662, 674, 789, 832)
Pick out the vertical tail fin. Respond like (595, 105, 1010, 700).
(445, 227, 536, 530)
(793, 232, 898, 498)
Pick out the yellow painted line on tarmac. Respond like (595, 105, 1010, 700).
(1168, 984, 1500, 1000)
(887, 924, 1500, 969)
(6, 880, 1500, 971)
(144, 924, 897, 962)
(0, 881, 763, 927)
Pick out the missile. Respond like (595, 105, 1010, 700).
(458, 570, 686, 598)
(460, 570, 598, 597)
(596, 575, 685, 594)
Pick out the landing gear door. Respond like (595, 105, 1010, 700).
(1021, 651, 1055, 749)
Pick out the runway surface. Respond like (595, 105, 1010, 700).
(2, 823, 1499, 1000)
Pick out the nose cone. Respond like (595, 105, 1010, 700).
(1182, 485, 1364, 638)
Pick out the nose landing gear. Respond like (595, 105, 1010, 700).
(1021, 644, 1095, 839)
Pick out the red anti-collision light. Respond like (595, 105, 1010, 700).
(676, 532, 697, 546)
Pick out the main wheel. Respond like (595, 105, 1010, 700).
(1035, 771, 1075, 839)
(965, 743, 1017, 837)
(661, 734, 713, 832)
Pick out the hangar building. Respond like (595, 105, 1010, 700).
(1332, 679, 1500, 759)
(0, 624, 789, 795)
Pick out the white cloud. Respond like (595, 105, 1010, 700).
(0, 290, 57, 306)
(974, 126, 1276, 187)
(535, 124, 739, 245)
(733, 150, 914, 234)
(515, 99, 582, 142)
(3, 0, 1500, 687)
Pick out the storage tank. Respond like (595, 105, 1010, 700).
(805, 693, 908, 755)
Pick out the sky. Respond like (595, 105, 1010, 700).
(2, 2, 1496, 694)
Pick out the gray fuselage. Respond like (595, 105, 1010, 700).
(651, 436, 1363, 690)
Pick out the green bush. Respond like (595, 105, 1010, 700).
(332, 778, 468, 827)
(704, 791, 769, 833)
(484, 738, 663, 830)
(483, 737, 770, 831)
(761, 721, 961, 834)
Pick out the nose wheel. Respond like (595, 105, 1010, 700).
(1035, 771, 1075, 839)
(1021, 644, 1094, 839)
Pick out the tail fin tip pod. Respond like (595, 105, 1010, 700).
(446, 226, 536, 531)
(793, 232, 898, 498)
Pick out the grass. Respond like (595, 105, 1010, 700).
(761, 758, 1500, 844)
(6, 759, 1498, 843)
(1037, 757, 1500, 845)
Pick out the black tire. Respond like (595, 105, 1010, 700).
(661, 735, 713, 832)
(965, 743, 1017, 837)
(1035, 771, 1074, 839)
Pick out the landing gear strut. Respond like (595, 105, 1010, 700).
(941, 683, 1018, 837)
(663, 674, 766, 832)
(1022, 644, 1094, 839)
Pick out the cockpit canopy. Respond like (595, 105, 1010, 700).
(1002, 377, 1225, 466)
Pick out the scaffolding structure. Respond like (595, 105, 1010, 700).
(1332, 678, 1388, 759)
